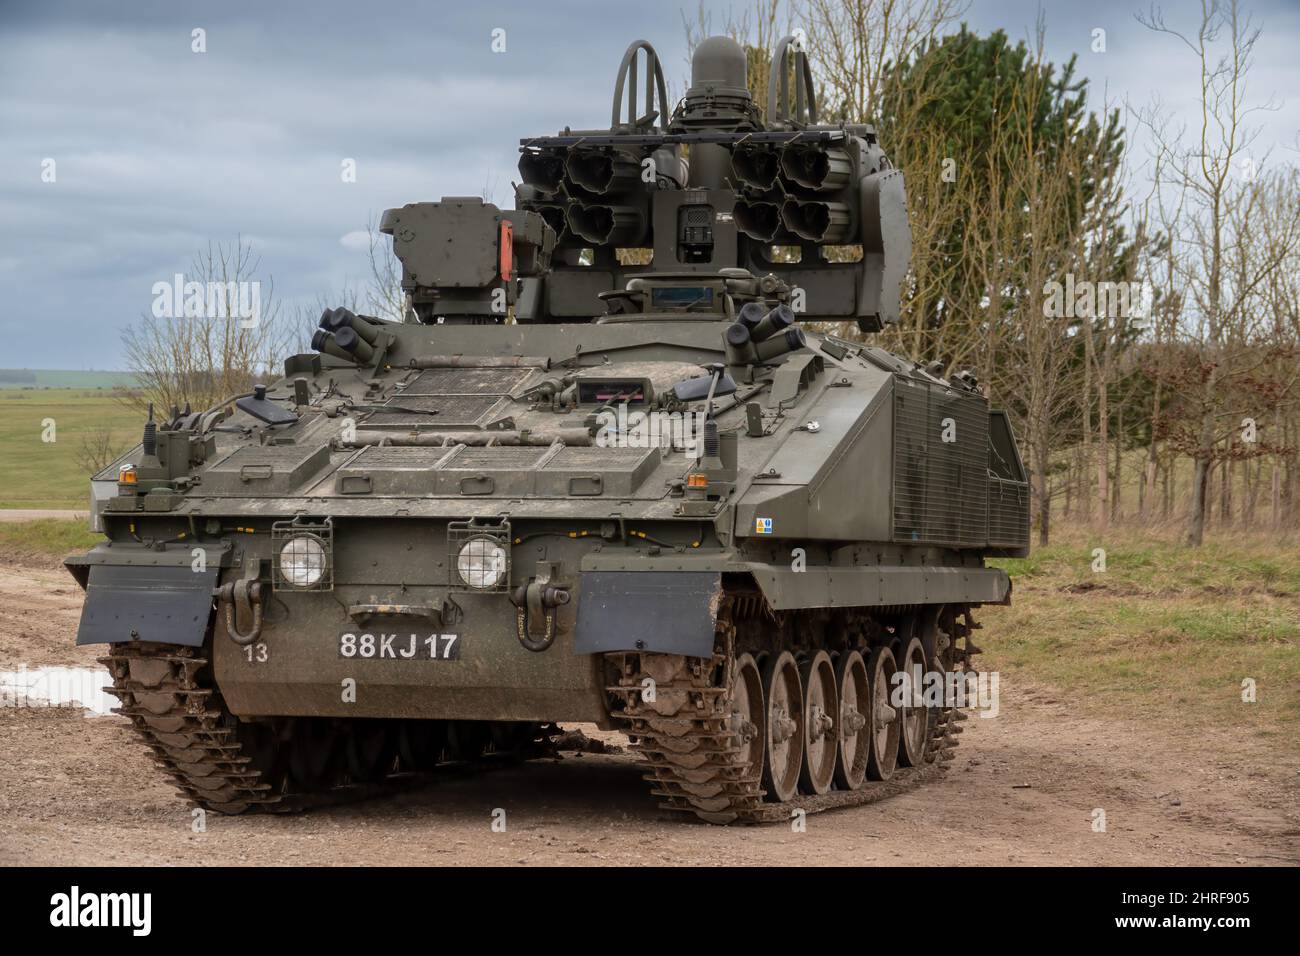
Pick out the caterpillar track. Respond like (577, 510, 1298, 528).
(608, 596, 982, 824)
(101, 599, 981, 823)
(102, 643, 552, 814)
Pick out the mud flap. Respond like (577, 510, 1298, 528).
(75, 564, 218, 646)
(574, 571, 721, 657)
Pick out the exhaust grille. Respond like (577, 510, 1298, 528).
(988, 477, 1030, 548)
(892, 378, 989, 547)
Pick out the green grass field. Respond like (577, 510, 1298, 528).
(0, 388, 140, 508)
(0, 518, 102, 556)
(984, 525, 1300, 742)
(0, 369, 140, 389)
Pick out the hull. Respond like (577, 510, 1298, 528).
(66, 31, 1029, 823)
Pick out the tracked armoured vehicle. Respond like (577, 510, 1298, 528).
(68, 36, 1029, 823)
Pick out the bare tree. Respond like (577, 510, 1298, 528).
(1074, 94, 1139, 533)
(361, 213, 407, 323)
(121, 238, 290, 416)
(74, 426, 126, 477)
(800, 0, 967, 127)
(1138, 0, 1300, 544)
(1135, 132, 1189, 523)
(999, 37, 1091, 546)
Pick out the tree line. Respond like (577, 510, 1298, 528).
(690, 0, 1300, 546)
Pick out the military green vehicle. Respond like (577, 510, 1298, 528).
(68, 35, 1029, 823)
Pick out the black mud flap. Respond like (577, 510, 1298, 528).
(574, 571, 721, 657)
(76, 564, 218, 646)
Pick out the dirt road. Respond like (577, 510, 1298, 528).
(0, 558, 1295, 866)
(0, 510, 85, 523)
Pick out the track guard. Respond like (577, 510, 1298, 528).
(574, 571, 721, 657)
(75, 564, 219, 646)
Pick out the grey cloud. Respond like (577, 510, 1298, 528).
(1, 0, 1296, 368)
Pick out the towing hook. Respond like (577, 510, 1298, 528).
(217, 578, 264, 646)
(511, 575, 570, 653)
(510, 582, 570, 609)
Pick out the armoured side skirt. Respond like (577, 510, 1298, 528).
(745, 564, 1011, 611)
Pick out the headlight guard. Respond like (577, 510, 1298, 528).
(447, 518, 511, 592)
(271, 518, 334, 591)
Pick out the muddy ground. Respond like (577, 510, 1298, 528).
(0, 558, 1296, 866)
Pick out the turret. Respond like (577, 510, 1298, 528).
(505, 35, 912, 332)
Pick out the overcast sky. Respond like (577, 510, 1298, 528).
(2, 0, 1297, 370)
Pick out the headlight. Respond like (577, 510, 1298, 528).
(279, 534, 328, 588)
(457, 536, 508, 589)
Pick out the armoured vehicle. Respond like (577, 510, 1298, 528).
(68, 35, 1029, 823)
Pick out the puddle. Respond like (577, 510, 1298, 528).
(0, 666, 117, 717)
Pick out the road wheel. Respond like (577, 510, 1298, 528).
(798, 651, 837, 795)
(866, 646, 900, 781)
(760, 651, 803, 802)
(287, 718, 342, 789)
(345, 720, 397, 782)
(833, 649, 870, 790)
(397, 719, 447, 771)
(730, 653, 766, 784)
(898, 635, 929, 768)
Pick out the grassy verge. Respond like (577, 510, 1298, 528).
(0, 519, 102, 560)
(985, 524, 1300, 744)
